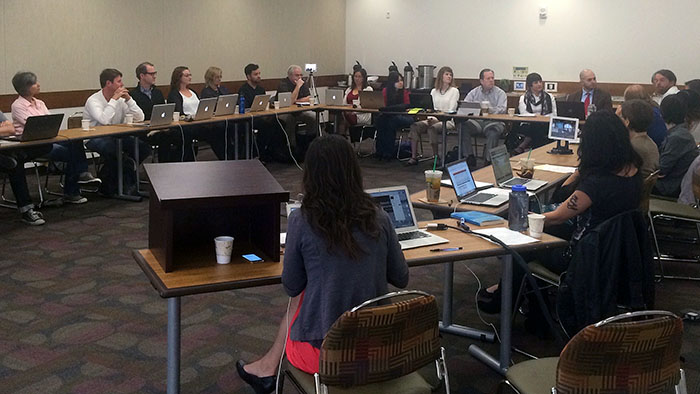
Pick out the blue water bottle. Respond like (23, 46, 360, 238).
(239, 96, 245, 114)
(508, 184, 529, 231)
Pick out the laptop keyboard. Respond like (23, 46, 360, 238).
(397, 231, 430, 241)
(504, 178, 530, 186)
(466, 193, 496, 203)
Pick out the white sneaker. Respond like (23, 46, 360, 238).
(21, 209, 45, 226)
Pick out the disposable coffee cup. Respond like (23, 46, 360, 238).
(274, 101, 280, 110)
(124, 114, 133, 125)
(480, 101, 490, 115)
(352, 99, 360, 107)
(214, 236, 234, 264)
(424, 170, 443, 202)
(172, 111, 180, 122)
(519, 158, 535, 179)
(81, 119, 91, 131)
(507, 108, 516, 116)
(528, 214, 545, 238)
(309, 97, 315, 105)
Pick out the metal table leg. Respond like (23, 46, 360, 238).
(334, 111, 339, 134)
(167, 297, 181, 394)
(469, 254, 513, 375)
(246, 121, 250, 159)
(441, 118, 448, 168)
(439, 262, 496, 342)
(234, 123, 239, 160)
(114, 138, 141, 202)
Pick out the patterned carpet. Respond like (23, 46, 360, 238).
(0, 141, 697, 393)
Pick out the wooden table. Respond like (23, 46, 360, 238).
(511, 141, 580, 167)
(134, 218, 567, 392)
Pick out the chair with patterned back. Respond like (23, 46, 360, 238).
(284, 290, 450, 394)
(503, 310, 687, 394)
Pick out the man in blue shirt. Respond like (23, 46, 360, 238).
(565, 69, 612, 113)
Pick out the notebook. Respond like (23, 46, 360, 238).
(489, 145, 548, 191)
(193, 97, 217, 121)
(409, 93, 434, 110)
(215, 94, 238, 116)
(445, 159, 508, 207)
(556, 101, 586, 121)
(457, 101, 481, 116)
(247, 94, 271, 112)
(277, 92, 292, 108)
(326, 88, 346, 106)
(358, 91, 385, 109)
(2, 114, 63, 142)
(366, 185, 449, 250)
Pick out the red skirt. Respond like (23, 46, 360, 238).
(285, 291, 321, 374)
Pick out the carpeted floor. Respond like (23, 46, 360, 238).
(0, 140, 698, 393)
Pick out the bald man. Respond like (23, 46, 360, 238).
(565, 69, 612, 113)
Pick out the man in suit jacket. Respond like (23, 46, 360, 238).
(565, 69, 613, 113)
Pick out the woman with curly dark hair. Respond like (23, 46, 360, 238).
(236, 135, 408, 393)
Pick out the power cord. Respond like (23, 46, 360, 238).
(177, 123, 185, 162)
(275, 297, 292, 394)
(224, 118, 229, 160)
(460, 262, 502, 344)
(274, 112, 303, 171)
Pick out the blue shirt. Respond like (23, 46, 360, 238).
(581, 88, 594, 104)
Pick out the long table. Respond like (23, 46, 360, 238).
(134, 218, 567, 393)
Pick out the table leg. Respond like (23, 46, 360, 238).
(167, 297, 181, 394)
(334, 111, 339, 134)
(316, 109, 322, 136)
(457, 121, 463, 159)
(114, 138, 141, 202)
(245, 121, 251, 159)
(439, 262, 495, 342)
(234, 123, 239, 161)
(469, 254, 513, 375)
(441, 118, 448, 168)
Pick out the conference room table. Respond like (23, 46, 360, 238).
(133, 218, 567, 393)
(411, 142, 579, 218)
(0, 104, 323, 201)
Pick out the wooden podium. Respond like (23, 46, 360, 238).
(145, 161, 289, 272)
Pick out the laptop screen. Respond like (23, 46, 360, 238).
(489, 145, 513, 184)
(368, 188, 416, 230)
(446, 160, 476, 198)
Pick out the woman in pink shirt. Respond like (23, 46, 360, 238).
(11, 71, 100, 203)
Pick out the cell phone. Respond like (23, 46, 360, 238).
(242, 254, 263, 263)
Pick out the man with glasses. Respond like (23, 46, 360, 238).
(277, 65, 318, 156)
(130, 62, 165, 120)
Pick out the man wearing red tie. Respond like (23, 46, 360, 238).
(566, 69, 613, 114)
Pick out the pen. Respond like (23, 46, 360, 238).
(429, 247, 463, 252)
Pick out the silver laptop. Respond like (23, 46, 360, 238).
(131, 103, 175, 127)
(489, 145, 548, 191)
(367, 186, 449, 250)
(326, 88, 346, 105)
(215, 94, 238, 116)
(446, 159, 508, 207)
(277, 92, 292, 108)
(247, 94, 271, 112)
(193, 97, 218, 120)
(457, 101, 481, 116)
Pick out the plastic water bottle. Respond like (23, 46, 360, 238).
(587, 103, 597, 118)
(508, 184, 529, 232)
(239, 96, 245, 114)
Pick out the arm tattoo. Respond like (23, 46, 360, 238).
(566, 194, 579, 211)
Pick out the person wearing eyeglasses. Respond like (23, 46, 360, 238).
(129, 62, 165, 121)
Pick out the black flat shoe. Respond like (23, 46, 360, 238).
(477, 288, 502, 314)
(236, 360, 276, 394)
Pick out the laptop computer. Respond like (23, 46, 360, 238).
(446, 159, 508, 206)
(247, 94, 271, 112)
(192, 97, 217, 121)
(358, 91, 385, 109)
(489, 145, 548, 191)
(409, 93, 434, 110)
(366, 185, 449, 250)
(277, 92, 292, 108)
(131, 103, 175, 127)
(556, 101, 586, 120)
(326, 88, 346, 106)
(215, 94, 238, 116)
(2, 114, 63, 142)
(457, 101, 481, 116)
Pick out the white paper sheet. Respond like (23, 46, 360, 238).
(471, 227, 539, 245)
(534, 164, 577, 174)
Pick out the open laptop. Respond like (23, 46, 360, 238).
(247, 94, 271, 112)
(457, 101, 481, 116)
(215, 94, 238, 116)
(556, 101, 586, 120)
(131, 103, 175, 127)
(326, 88, 346, 105)
(446, 159, 508, 206)
(489, 145, 548, 191)
(358, 91, 384, 109)
(277, 92, 292, 108)
(409, 93, 434, 111)
(192, 97, 217, 121)
(2, 114, 63, 142)
(366, 186, 449, 250)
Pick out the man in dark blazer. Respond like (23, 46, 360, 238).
(565, 69, 613, 113)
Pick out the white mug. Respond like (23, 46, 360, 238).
(81, 119, 91, 131)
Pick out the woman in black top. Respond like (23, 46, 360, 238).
(375, 71, 412, 160)
(200, 66, 230, 99)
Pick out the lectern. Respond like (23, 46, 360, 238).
(145, 161, 289, 272)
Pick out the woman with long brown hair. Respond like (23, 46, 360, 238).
(236, 135, 409, 393)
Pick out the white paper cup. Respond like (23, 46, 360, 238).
(480, 101, 490, 115)
(173, 111, 180, 122)
(214, 236, 234, 264)
(81, 119, 91, 131)
(274, 101, 280, 110)
(528, 214, 545, 238)
(507, 108, 516, 116)
(125, 114, 133, 125)
(309, 97, 315, 105)
(352, 99, 360, 107)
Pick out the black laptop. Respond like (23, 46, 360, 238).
(409, 93, 434, 111)
(556, 101, 586, 120)
(3, 114, 64, 142)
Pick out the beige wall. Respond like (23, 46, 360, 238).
(0, 0, 346, 94)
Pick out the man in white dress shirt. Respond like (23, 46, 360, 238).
(651, 69, 680, 105)
(84, 68, 149, 197)
(461, 68, 507, 166)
